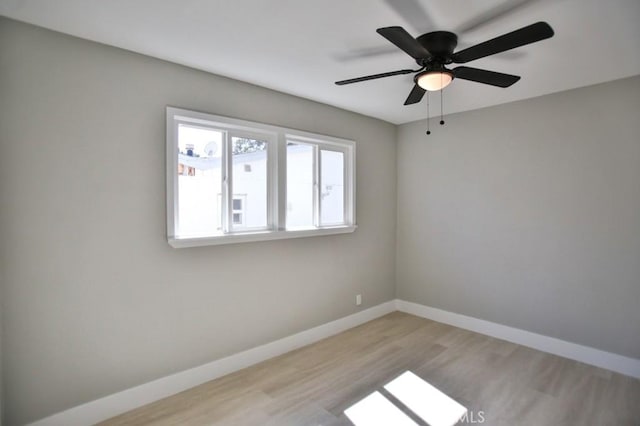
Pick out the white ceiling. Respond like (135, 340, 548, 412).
(1, 0, 639, 124)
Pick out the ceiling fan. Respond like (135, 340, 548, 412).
(335, 22, 554, 106)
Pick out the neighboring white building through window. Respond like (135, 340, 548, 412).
(167, 107, 356, 247)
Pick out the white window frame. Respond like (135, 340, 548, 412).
(167, 107, 356, 248)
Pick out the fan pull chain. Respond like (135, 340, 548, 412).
(426, 91, 431, 135)
(440, 74, 445, 126)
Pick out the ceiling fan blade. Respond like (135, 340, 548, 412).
(452, 22, 554, 63)
(335, 69, 415, 85)
(377, 26, 431, 60)
(453, 66, 520, 87)
(455, 0, 540, 34)
(383, 0, 436, 34)
(404, 84, 426, 105)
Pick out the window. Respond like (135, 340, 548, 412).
(286, 142, 314, 228)
(286, 141, 350, 229)
(167, 107, 355, 247)
(320, 149, 345, 226)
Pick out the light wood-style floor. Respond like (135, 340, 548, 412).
(100, 312, 640, 425)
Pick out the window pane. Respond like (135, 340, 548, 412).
(320, 150, 344, 225)
(177, 125, 223, 237)
(287, 143, 314, 228)
(232, 137, 267, 229)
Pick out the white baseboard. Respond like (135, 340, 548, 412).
(28, 301, 396, 426)
(395, 299, 640, 379)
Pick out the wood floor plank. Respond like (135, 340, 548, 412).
(99, 312, 640, 426)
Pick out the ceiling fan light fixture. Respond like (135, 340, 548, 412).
(416, 70, 454, 91)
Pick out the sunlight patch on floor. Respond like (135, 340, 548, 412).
(345, 371, 467, 426)
(344, 391, 418, 426)
(385, 371, 467, 426)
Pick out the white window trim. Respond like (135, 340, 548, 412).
(166, 107, 356, 248)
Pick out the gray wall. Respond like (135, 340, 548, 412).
(397, 75, 640, 359)
(0, 18, 397, 425)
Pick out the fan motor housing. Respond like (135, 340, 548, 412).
(416, 31, 458, 63)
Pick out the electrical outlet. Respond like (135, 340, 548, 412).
(356, 294, 362, 306)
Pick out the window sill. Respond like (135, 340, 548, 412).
(168, 225, 357, 248)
